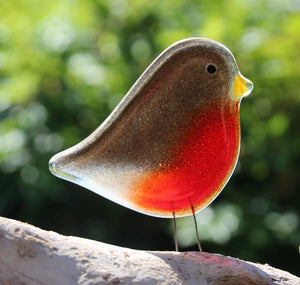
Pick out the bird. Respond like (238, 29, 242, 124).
(49, 38, 253, 251)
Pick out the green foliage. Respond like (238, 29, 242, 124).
(0, 0, 299, 275)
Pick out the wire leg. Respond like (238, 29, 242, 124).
(172, 211, 179, 252)
(191, 205, 202, 252)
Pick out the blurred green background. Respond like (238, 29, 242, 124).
(0, 0, 299, 276)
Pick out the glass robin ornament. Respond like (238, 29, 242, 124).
(49, 38, 253, 251)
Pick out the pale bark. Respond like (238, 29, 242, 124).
(0, 216, 298, 285)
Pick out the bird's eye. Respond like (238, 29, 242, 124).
(207, 64, 216, 74)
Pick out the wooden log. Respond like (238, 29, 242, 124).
(0, 216, 298, 285)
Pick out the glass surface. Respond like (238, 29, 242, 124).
(49, 38, 253, 218)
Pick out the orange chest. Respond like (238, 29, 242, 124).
(131, 103, 240, 215)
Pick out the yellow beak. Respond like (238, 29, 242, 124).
(232, 73, 253, 101)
